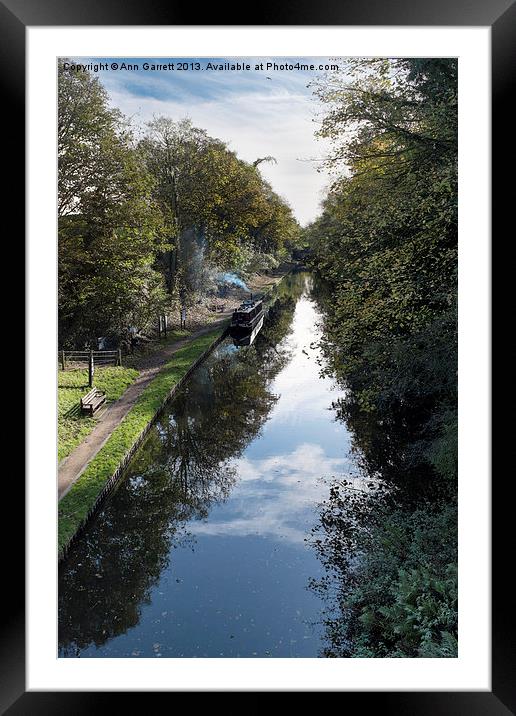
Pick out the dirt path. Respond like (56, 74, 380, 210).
(58, 318, 230, 500)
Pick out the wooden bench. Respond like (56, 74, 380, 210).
(80, 387, 106, 416)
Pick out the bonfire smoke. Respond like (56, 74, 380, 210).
(176, 232, 251, 301)
(216, 272, 251, 292)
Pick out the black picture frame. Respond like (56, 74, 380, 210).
(4, 0, 510, 710)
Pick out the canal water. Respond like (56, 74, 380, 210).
(58, 272, 356, 658)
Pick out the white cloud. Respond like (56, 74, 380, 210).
(101, 73, 334, 225)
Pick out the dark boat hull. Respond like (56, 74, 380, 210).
(230, 309, 265, 336)
(230, 315, 264, 346)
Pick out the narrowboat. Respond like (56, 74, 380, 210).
(230, 297, 265, 338)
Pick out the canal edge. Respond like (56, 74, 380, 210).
(58, 328, 229, 563)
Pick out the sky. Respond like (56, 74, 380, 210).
(74, 57, 346, 225)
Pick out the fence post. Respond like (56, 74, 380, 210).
(163, 315, 167, 338)
(88, 350, 94, 387)
(118, 348, 122, 367)
(158, 316, 162, 339)
(61, 350, 65, 371)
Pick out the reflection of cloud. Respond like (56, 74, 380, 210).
(189, 443, 355, 544)
(237, 443, 347, 484)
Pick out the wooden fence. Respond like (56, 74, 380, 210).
(59, 349, 122, 370)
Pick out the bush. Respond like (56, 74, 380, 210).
(311, 485, 458, 658)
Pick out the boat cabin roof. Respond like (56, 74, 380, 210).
(235, 299, 262, 314)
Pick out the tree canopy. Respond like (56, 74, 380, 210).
(58, 61, 301, 347)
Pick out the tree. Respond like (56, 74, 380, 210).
(252, 155, 277, 168)
(140, 117, 300, 300)
(308, 59, 457, 436)
(58, 60, 167, 346)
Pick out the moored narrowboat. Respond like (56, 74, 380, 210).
(230, 297, 265, 337)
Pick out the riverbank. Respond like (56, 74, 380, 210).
(58, 321, 229, 497)
(58, 328, 226, 559)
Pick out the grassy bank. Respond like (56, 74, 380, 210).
(58, 328, 223, 556)
(58, 366, 139, 462)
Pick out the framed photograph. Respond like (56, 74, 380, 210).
(4, 0, 509, 709)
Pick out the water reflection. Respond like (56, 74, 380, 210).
(307, 279, 458, 658)
(59, 272, 353, 657)
(191, 444, 350, 545)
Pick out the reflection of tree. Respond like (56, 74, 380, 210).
(310, 275, 440, 499)
(331, 397, 437, 501)
(58, 473, 198, 656)
(59, 274, 306, 656)
(308, 480, 391, 657)
(308, 277, 457, 658)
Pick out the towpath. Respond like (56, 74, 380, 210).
(58, 317, 230, 500)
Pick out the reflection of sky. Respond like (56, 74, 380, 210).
(268, 293, 344, 423)
(249, 295, 346, 454)
(189, 292, 353, 545)
(190, 443, 350, 544)
(85, 533, 327, 658)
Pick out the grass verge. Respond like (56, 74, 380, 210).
(58, 328, 223, 556)
(58, 366, 139, 462)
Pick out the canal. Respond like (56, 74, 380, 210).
(58, 272, 357, 658)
